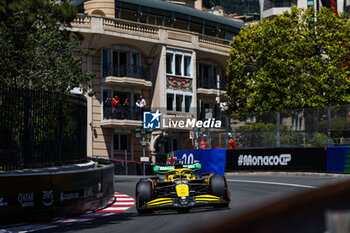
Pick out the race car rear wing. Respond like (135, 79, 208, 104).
(153, 163, 201, 174)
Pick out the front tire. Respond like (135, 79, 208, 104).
(136, 181, 153, 214)
(209, 175, 229, 208)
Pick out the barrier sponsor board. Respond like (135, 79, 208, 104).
(326, 146, 350, 173)
(0, 164, 115, 225)
(226, 148, 327, 172)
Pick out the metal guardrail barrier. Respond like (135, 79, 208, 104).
(0, 163, 115, 226)
(91, 157, 154, 176)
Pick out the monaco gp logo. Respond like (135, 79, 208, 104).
(238, 154, 292, 166)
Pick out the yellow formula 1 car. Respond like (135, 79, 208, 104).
(135, 163, 230, 214)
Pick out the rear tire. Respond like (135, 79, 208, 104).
(136, 181, 153, 214)
(209, 175, 229, 208)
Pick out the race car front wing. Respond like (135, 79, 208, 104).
(143, 195, 228, 210)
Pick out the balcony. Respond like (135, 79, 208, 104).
(101, 107, 142, 128)
(196, 76, 227, 95)
(101, 64, 152, 88)
(71, 14, 232, 53)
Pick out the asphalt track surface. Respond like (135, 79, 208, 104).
(39, 174, 350, 233)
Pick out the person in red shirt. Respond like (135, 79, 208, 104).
(112, 96, 119, 108)
(200, 139, 207, 149)
(229, 137, 236, 149)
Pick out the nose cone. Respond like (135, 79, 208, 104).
(176, 184, 189, 197)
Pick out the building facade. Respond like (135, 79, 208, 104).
(260, 0, 350, 19)
(70, 0, 243, 163)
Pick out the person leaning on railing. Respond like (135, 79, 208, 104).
(123, 97, 130, 119)
(135, 99, 141, 120)
(104, 97, 112, 119)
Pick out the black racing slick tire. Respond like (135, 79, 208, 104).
(209, 175, 229, 208)
(136, 180, 153, 214)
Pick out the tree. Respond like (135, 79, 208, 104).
(226, 7, 350, 119)
(0, 0, 94, 94)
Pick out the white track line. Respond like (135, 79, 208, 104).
(227, 179, 315, 189)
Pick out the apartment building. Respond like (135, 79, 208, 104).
(70, 0, 243, 162)
(260, 0, 349, 19)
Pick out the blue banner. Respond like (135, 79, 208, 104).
(172, 149, 226, 175)
(327, 146, 350, 173)
(200, 149, 226, 175)
(174, 150, 201, 165)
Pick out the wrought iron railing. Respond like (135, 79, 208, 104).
(102, 64, 149, 80)
(103, 106, 143, 121)
(197, 76, 227, 90)
(0, 87, 87, 170)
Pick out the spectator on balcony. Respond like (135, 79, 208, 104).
(140, 95, 146, 120)
(123, 97, 130, 118)
(135, 99, 141, 120)
(104, 96, 112, 119)
(112, 96, 122, 118)
(140, 95, 146, 109)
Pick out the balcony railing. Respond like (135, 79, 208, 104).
(103, 106, 143, 121)
(197, 77, 227, 90)
(102, 64, 149, 80)
(198, 34, 231, 49)
(103, 17, 159, 38)
(71, 14, 231, 52)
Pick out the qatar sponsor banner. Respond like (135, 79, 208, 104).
(226, 147, 327, 172)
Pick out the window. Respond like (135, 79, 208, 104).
(167, 92, 192, 113)
(166, 50, 192, 77)
(185, 96, 192, 113)
(226, 33, 234, 41)
(175, 54, 182, 75)
(102, 49, 112, 77)
(121, 9, 137, 22)
(114, 134, 130, 152)
(167, 94, 174, 111)
(198, 63, 221, 89)
(166, 53, 173, 74)
(176, 95, 183, 111)
(307, 0, 314, 7)
(102, 47, 141, 78)
(184, 56, 191, 77)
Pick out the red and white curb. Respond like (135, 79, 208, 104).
(0, 192, 135, 233)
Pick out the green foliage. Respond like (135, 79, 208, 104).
(308, 133, 329, 147)
(0, 0, 94, 94)
(318, 117, 350, 137)
(234, 122, 329, 147)
(234, 122, 294, 147)
(227, 7, 350, 120)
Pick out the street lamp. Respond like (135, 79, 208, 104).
(135, 127, 152, 175)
